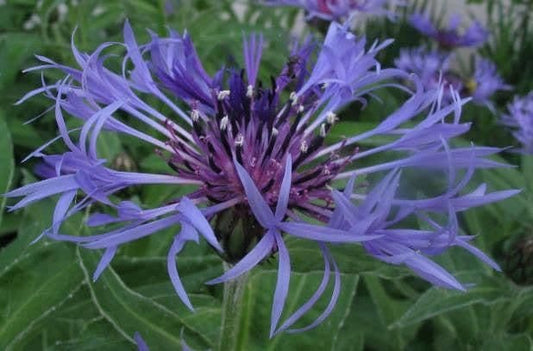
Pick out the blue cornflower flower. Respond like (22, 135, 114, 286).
(395, 47, 508, 110)
(395, 47, 462, 101)
(410, 12, 489, 48)
(501, 92, 533, 153)
(468, 57, 511, 111)
(261, 0, 395, 21)
(5, 21, 515, 335)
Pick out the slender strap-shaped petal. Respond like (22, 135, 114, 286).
(233, 159, 275, 228)
(83, 216, 179, 249)
(178, 197, 222, 252)
(288, 248, 341, 333)
(89, 100, 124, 159)
(134, 332, 149, 351)
(274, 243, 331, 335)
(206, 230, 275, 285)
(330, 190, 358, 227)
(275, 155, 292, 221)
(455, 239, 501, 271)
(270, 230, 291, 337)
(6, 175, 79, 211)
(404, 254, 465, 291)
(52, 190, 77, 234)
(93, 245, 118, 281)
(280, 222, 380, 243)
(167, 226, 197, 311)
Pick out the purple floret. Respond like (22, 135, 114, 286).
(261, 0, 395, 21)
(502, 92, 533, 153)
(410, 13, 489, 48)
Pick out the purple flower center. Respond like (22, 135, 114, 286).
(163, 64, 348, 259)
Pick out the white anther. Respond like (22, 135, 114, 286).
(326, 111, 338, 125)
(300, 140, 308, 153)
(220, 116, 229, 131)
(298, 105, 305, 113)
(272, 127, 279, 137)
(191, 109, 200, 122)
(320, 123, 327, 138)
(235, 134, 244, 146)
(246, 85, 254, 98)
(217, 90, 231, 100)
(289, 92, 298, 105)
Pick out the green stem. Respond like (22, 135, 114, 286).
(217, 263, 248, 351)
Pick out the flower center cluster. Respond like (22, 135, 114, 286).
(166, 65, 346, 221)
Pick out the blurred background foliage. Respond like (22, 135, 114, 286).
(0, 0, 532, 350)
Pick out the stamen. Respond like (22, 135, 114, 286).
(326, 111, 337, 125)
(191, 109, 200, 122)
(246, 85, 254, 98)
(320, 123, 327, 138)
(272, 127, 279, 137)
(298, 105, 305, 113)
(220, 115, 229, 131)
(289, 91, 298, 106)
(217, 90, 231, 100)
(235, 134, 244, 147)
(300, 140, 308, 153)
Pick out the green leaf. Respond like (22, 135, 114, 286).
(77, 249, 214, 350)
(286, 238, 406, 279)
(96, 131, 123, 162)
(0, 202, 84, 350)
(363, 275, 418, 349)
(0, 113, 14, 228)
(392, 277, 511, 328)
(235, 270, 359, 351)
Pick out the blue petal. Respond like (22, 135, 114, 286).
(206, 230, 275, 285)
(270, 230, 291, 337)
(167, 227, 197, 311)
(178, 197, 222, 252)
(93, 246, 117, 281)
(275, 155, 292, 221)
(233, 159, 275, 228)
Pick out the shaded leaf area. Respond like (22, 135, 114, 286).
(235, 271, 359, 351)
(0, 113, 14, 229)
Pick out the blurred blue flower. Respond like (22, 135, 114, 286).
(395, 47, 462, 102)
(6, 21, 515, 336)
(502, 92, 533, 153)
(469, 57, 511, 111)
(395, 48, 509, 109)
(410, 13, 489, 48)
(261, 0, 394, 21)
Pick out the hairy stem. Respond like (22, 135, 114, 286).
(217, 263, 248, 351)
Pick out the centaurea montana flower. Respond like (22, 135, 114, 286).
(395, 47, 508, 109)
(6, 21, 516, 336)
(394, 47, 462, 100)
(468, 57, 511, 111)
(261, 0, 394, 21)
(410, 12, 489, 48)
(501, 92, 533, 153)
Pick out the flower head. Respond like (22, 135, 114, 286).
(468, 57, 511, 110)
(501, 92, 533, 153)
(6, 21, 514, 335)
(395, 47, 462, 101)
(395, 48, 508, 109)
(261, 0, 395, 21)
(410, 13, 489, 48)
